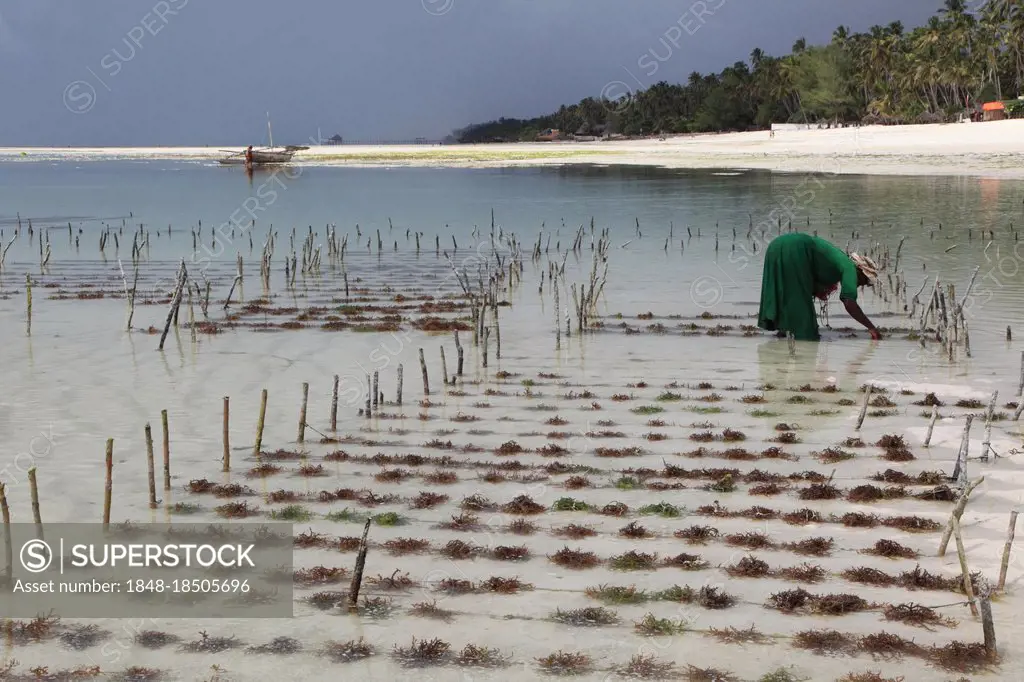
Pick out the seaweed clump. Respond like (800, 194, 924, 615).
(453, 643, 509, 668)
(883, 602, 956, 628)
(726, 555, 771, 578)
(876, 434, 915, 461)
(392, 637, 451, 667)
(674, 525, 720, 544)
(791, 629, 857, 655)
(550, 546, 601, 569)
(537, 650, 591, 675)
(502, 494, 546, 515)
(863, 539, 917, 559)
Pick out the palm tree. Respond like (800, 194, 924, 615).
(454, 0, 1024, 141)
(750, 47, 765, 70)
(994, 0, 1024, 92)
(979, 0, 1007, 99)
(939, 0, 967, 18)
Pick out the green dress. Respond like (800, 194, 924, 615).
(757, 233, 859, 341)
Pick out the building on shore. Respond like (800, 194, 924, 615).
(982, 101, 1007, 121)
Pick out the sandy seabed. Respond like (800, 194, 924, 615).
(4, 119, 1024, 178)
(1, 263, 1022, 681)
(1, 151, 1023, 680)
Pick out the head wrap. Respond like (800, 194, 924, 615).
(850, 253, 879, 284)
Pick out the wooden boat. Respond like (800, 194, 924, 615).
(218, 114, 305, 165)
(218, 148, 296, 165)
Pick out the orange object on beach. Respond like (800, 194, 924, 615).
(982, 101, 1005, 111)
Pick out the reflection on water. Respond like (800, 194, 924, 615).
(0, 163, 1020, 440)
(2, 163, 1022, 323)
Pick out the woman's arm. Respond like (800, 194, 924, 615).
(842, 299, 881, 340)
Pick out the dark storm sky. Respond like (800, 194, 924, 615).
(0, 0, 941, 146)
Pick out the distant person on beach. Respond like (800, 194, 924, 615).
(757, 233, 881, 342)
(244, 145, 253, 170)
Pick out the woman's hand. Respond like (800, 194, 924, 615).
(842, 299, 880, 340)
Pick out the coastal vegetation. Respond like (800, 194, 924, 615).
(455, 0, 1024, 142)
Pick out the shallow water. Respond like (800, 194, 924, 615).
(0, 162, 1023, 680)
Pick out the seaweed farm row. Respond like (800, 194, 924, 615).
(1, 369, 1009, 681)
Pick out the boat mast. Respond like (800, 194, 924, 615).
(267, 112, 274, 149)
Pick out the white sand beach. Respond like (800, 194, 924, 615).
(4, 119, 1024, 177)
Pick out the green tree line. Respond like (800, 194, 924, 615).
(454, 0, 1024, 143)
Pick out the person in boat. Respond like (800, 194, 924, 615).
(757, 233, 881, 341)
(244, 145, 254, 170)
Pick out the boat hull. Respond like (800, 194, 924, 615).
(218, 150, 295, 165)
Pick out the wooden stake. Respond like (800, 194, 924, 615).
(952, 517, 979, 617)
(479, 296, 488, 342)
(103, 438, 113, 530)
(187, 282, 196, 343)
(471, 299, 479, 346)
(158, 260, 186, 351)
(145, 423, 157, 509)
(939, 476, 984, 556)
(998, 510, 1018, 591)
(396, 364, 403, 405)
(483, 327, 490, 368)
(982, 391, 997, 461)
(154, 409, 168, 493)
(440, 347, 448, 385)
(855, 384, 871, 431)
(454, 331, 464, 376)
(492, 295, 501, 359)
(1018, 350, 1024, 397)
(347, 518, 372, 611)
(419, 348, 429, 396)
(297, 382, 309, 444)
(222, 397, 230, 472)
(980, 596, 997, 659)
(372, 372, 379, 411)
(554, 279, 561, 348)
(365, 375, 371, 417)
(25, 273, 32, 336)
(121, 259, 140, 330)
(254, 388, 268, 458)
(224, 263, 242, 310)
(924, 405, 938, 446)
(28, 468, 42, 540)
(0, 483, 12, 586)
(330, 376, 339, 431)
(952, 414, 974, 486)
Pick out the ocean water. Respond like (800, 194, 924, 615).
(0, 161, 1023, 680)
(2, 162, 1022, 377)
